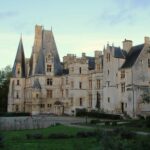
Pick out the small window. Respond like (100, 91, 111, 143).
(121, 83, 125, 93)
(80, 98, 82, 106)
(89, 80, 92, 89)
(16, 92, 19, 99)
(17, 80, 20, 85)
(121, 70, 125, 78)
(108, 81, 110, 87)
(106, 53, 110, 62)
(97, 79, 100, 89)
(79, 67, 82, 74)
(148, 59, 150, 68)
(36, 93, 39, 99)
(108, 70, 109, 75)
(66, 89, 68, 97)
(89, 94, 92, 107)
(47, 78, 52, 85)
(79, 82, 82, 89)
(47, 90, 52, 98)
(108, 97, 110, 103)
(17, 68, 20, 75)
(71, 81, 74, 88)
(47, 65, 51, 72)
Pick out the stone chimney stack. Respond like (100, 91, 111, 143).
(123, 39, 132, 53)
(82, 52, 86, 57)
(144, 37, 150, 44)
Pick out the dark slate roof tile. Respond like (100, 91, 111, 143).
(121, 44, 144, 68)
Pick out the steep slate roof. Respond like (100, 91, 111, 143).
(12, 38, 26, 77)
(33, 78, 41, 89)
(121, 44, 144, 68)
(35, 48, 45, 75)
(34, 29, 62, 75)
(109, 46, 127, 58)
(43, 30, 63, 75)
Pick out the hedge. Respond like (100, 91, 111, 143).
(76, 109, 122, 120)
(0, 112, 31, 117)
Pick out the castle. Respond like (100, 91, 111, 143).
(8, 25, 150, 118)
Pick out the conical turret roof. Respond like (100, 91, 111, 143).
(12, 37, 26, 77)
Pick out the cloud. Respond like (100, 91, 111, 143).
(0, 11, 18, 19)
(99, 8, 135, 26)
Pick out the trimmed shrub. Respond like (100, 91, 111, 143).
(113, 127, 136, 140)
(76, 131, 96, 138)
(48, 133, 72, 139)
(0, 112, 30, 117)
(90, 119, 100, 124)
(0, 136, 4, 148)
(112, 121, 117, 126)
(26, 133, 43, 140)
(105, 121, 111, 126)
(76, 109, 122, 120)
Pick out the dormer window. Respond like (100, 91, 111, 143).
(47, 78, 52, 86)
(17, 80, 20, 85)
(17, 68, 20, 75)
(47, 65, 51, 72)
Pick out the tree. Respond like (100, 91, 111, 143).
(0, 65, 12, 112)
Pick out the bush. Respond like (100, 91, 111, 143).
(113, 127, 136, 140)
(0, 112, 30, 117)
(90, 119, 100, 124)
(76, 109, 122, 120)
(0, 136, 4, 148)
(76, 131, 96, 138)
(48, 133, 72, 139)
(112, 121, 117, 126)
(105, 121, 111, 126)
(26, 133, 43, 140)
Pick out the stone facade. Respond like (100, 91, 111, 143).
(8, 25, 150, 118)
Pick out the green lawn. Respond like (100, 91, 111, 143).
(1, 124, 150, 150)
(0, 125, 98, 150)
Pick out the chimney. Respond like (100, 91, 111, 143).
(82, 52, 86, 57)
(144, 36, 150, 44)
(123, 39, 132, 53)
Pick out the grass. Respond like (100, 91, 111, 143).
(0, 125, 98, 150)
(0, 124, 150, 150)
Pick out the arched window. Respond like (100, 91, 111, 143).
(47, 65, 51, 72)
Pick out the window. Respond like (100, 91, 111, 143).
(66, 89, 68, 97)
(108, 81, 110, 87)
(36, 93, 39, 99)
(97, 64, 100, 71)
(40, 104, 45, 108)
(108, 70, 109, 75)
(89, 94, 92, 107)
(121, 83, 125, 93)
(47, 90, 52, 98)
(16, 92, 19, 99)
(47, 78, 52, 85)
(47, 104, 52, 107)
(121, 70, 125, 78)
(79, 82, 82, 89)
(17, 80, 20, 85)
(97, 79, 100, 89)
(66, 77, 68, 85)
(148, 59, 150, 68)
(108, 97, 110, 103)
(47, 65, 51, 72)
(17, 68, 20, 75)
(71, 81, 74, 88)
(79, 67, 82, 74)
(89, 80, 92, 89)
(80, 98, 82, 106)
(15, 105, 19, 112)
(106, 53, 110, 62)
(71, 98, 73, 106)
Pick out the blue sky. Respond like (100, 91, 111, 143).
(0, 0, 150, 69)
